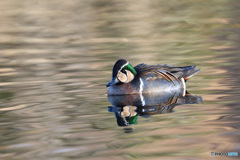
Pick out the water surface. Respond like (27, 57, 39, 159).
(0, 0, 240, 159)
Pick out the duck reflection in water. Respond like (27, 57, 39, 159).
(108, 91, 202, 127)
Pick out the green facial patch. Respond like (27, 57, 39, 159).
(123, 64, 137, 75)
(129, 114, 139, 124)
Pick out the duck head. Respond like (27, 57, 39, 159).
(106, 59, 137, 87)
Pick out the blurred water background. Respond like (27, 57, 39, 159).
(0, 0, 240, 159)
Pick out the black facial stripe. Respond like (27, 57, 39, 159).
(121, 69, 126, 74)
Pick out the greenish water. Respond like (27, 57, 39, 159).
(0, 0, 240, 159)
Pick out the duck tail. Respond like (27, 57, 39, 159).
(183, 66, 200, 81)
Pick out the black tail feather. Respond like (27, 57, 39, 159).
(184, 68, 200, 81)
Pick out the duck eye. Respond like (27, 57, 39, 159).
(121, 69, 127, 74)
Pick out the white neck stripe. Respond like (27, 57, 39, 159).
(139, 78, 145, 106)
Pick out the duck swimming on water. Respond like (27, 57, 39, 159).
(106, 59, 200, 96)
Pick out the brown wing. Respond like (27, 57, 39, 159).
(134, 63, 200, 81)
(134, 63, 174, 74)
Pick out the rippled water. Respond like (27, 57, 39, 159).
(0, 0, 240, 159)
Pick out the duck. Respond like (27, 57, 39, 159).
(106, 59, 200, 96)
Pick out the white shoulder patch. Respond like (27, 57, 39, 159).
(181, 78, 186, 96)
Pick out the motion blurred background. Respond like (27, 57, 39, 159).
(0, 0, 240, 159)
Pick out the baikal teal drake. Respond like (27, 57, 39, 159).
(106, 59, 200, 96)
